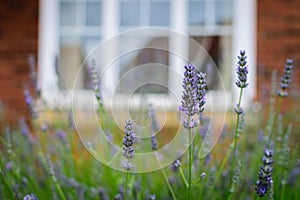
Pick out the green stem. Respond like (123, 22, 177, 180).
(161, 168, 177, 200)
(155, 153, 177, 200)
(267, 97, 283, 148)
(0, 167, 16, 199)
(52, 175, 67, 200)
(280, 171, 287, 200)
(208, 146, 232, 198)
(179, 166, 189, 188)
(228, 88, 244, 196)
(188, 124, 192, 200)
(124, 171, 129, 200)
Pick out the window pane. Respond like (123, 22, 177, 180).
(60, 2, 76, 26)
(189, 36, 232, 90)
(81, 36, 101, 56)
(119, 37, 169, 94)
(216, 1, 232, 25)
(120, 1, 140, 26)
(150, 2, 170, 26)
(188, 1, 205, 25)
(86, 2, 102, 26)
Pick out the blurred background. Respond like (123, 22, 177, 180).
(0, 0, 299, 125)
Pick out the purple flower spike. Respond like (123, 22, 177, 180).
(122, 119, 136, 171)
(196, 72, 207, 113)
(255, 148, 273, 197)
(23, 89, 38, 119)
(179, 64, 198, 116)
(179, 64, 199, 128)
(277, 59, 293, 97)
(235, 50, 249, 88)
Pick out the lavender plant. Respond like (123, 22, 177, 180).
(267, 59, 294, 147)
(122, 119, 136, 199)
(179, 63, 207, 200)
(24, 89, 38, 119)
(255, 149, 274, 197)
(0, 52, 299, 200)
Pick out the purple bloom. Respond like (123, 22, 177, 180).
(147, 194, 156, 200)
(19, 118, 30, 137)
(196, 72, 207, 113)
(277, 59, 293, 97)
(149, 105, 159, 151)
(56, 130, 66, 141)
(122, 119, 136, 171)
(255, 149, 273, 197)
(235, 50, 249, 88)
(171, 159, 181, 172)
(179, 64, 199, 128)
(23, 194, 38, 200)
(87, 60, 103, 106)
(179, 64, 198, 116)
(6, 161, 12, 170)
(23, 89, 37, 119)
(151, 134, 158, 151)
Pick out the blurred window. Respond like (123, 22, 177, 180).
(188, 0, 233, 90)
(59, 0, 102, 89)
(120, 0, 170, 29)
(118, 36, 169, 94)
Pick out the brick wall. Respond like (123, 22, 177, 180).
(257, 0, 300, 107)
(0, 0, 38, 125)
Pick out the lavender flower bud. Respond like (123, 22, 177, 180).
(235, 50, 249, 88)
(200, 172, 206, 180)
(114, 193, 123, 200)
(147, 194, 156, 200)
(19, 118, 30, 137)
(171, 159, 181, 171)
(234, 103, 244, 115)
(196, 72, 207, 113)
(179, 64, 198, 120)
(151, 135, 158, 151)
(23, 194, 38, 200)
(122, 119, 136, 171)
(255, 149, 273, 197)
(98, 188, 109, 200)
(277, 59, 293, 97)
(23, 89, 38, 119)
(149, 105, 159, 151)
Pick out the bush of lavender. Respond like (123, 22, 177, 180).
(0, 52, 299, 200)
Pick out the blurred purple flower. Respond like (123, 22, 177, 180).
(23, 89, 37, 119)
(19, 118, 30, 137)
(277, 59, 293, 97)
(6, 161, 12, 170)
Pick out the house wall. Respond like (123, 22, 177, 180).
(0, 0, 299, 125)
(257, 0, 300, 106)
(0, 0, 39, 124)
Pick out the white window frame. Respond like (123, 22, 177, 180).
(38, 0, 256, 110)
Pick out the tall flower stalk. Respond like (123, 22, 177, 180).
(266, 59, 293, 147)
(255, 59, 293, 198)
(122, 119, 136, 200)
(179, 64, 206, 200)
(229, 50, 249, 196)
